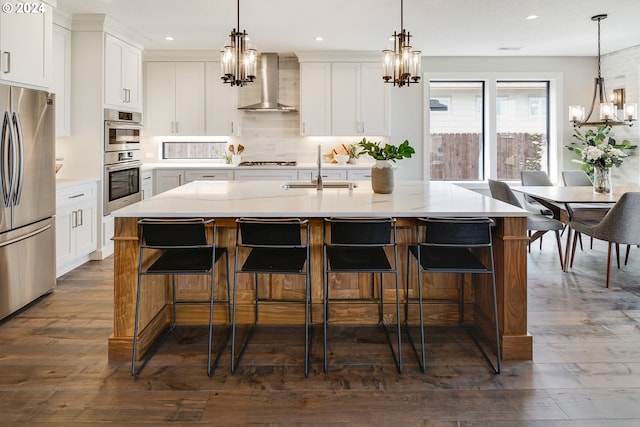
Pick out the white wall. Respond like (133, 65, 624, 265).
(601, 45, 640, 185)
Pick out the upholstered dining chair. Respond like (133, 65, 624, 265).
(488, 179, 565, 267)
(561, 170, 592, 186)
(520, 171, 556, 215)
(569, 192, 640, 288)
(561, 170, 611, 250)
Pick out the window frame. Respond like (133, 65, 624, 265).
(424, 72, 561, 183)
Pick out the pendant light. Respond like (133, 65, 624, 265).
(382, 0, 422, 87)
(221, 0, 257, 87)
(569, 14, 637, 127)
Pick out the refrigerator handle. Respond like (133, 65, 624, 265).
(0, 223, 52, 248)
(1, 111, 13, 207)
(12, 112, 23, 205)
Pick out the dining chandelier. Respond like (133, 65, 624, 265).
(569, 14, 637, 127)
(382, 0, 422, 87)
(220, 0, 257, 87)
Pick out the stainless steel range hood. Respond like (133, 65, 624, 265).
(238, 53, 297, 112)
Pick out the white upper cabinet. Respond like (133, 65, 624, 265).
(299, 63, 331, 136)
(205, 62, 238, 136)
(0, 1, 52, 87)
(331, 62, 389, 136)
(358, 63, 389, 135)
(145, 61, 206, 136)
(52, 24, 71, 136)
(104, 34, 142, 110)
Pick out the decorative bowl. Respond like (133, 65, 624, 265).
(334, 154, 350, 165)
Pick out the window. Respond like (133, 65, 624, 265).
(529, 96, 546, 117)
(429, 81, 484, 180)
(496, 81, 549, 179)
(428, 79, 550, 181)
(162, 141, 227, 160)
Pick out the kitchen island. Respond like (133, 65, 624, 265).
(109, 180, 532, 363)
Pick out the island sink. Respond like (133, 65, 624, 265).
(281, 181, 357, 190)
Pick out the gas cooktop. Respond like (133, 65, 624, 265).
(238, 161, 297, 166)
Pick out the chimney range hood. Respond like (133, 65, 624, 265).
(238, 53, 297, 112)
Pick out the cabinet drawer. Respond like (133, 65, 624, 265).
(298, 169, 347, 181)
(56, 183, 96, 208)
(185, 170, 234, 182)
(234, 170, 298, 181)
(347, 170, 372, 180)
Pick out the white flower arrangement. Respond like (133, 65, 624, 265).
(566, 125, 635, 175)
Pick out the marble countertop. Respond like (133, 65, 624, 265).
(112, 180, 528, 218)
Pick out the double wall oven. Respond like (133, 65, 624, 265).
(104, 109, 142, 215)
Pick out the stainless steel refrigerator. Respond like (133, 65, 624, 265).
(1, 84, 56, 320)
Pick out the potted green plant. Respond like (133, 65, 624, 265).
(358, 138, 415, 193)
(347, 143, 361, 164)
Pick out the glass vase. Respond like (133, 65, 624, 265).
(592, 166, 612, 194)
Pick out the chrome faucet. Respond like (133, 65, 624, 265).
(316, 144, 323, 190)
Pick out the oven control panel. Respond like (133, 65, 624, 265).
(105, 150, 142, 166)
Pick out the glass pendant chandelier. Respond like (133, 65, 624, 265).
(382, 0, 422, 87)
(221, 0, 257, 87)
(569, 14, 637, 127)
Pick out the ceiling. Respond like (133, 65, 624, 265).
(56, 0, 640, 56)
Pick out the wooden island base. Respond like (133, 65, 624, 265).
(109, 216, 532, 363)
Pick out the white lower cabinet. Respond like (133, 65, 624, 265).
(154, 169, 235, 195)
(150, 167, 371, 195)
(185, 169, 234, 183)
(347, 169, 372, 180)
(56, 181, 97, 277)
(234, 169, 298, 181)
(297, 169, 346, 182)
(154, 169, 185, 195)
(141, 170, 153, 199)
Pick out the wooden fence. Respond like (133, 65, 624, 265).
(430, 133, 545, 180)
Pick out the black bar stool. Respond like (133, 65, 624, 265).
(323, 217, 402, 373)
(132, 218, 230, 377)
(405, 217, 500, 374)
(232, 218, 311, 376)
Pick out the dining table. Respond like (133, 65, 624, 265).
(512, 185, 640, 271)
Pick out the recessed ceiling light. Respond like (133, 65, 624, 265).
(526, 15, 538, 20)
(315, 36, 323, 42)
(165, 36, 174, 41)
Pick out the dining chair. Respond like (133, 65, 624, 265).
(568, 192, 640, 288)
(132, 218, 230, 377)
(519, 171, 556, 216)
(322, 217, 402, 373)
(561, 170, 592, 186)
(488, 179, 565, 267)
(232, 218, 311, 376)
(405, 217, 501, 374)
(561, 170, 611, 250)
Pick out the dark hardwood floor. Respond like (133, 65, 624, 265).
(1, 238, 640, 425)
